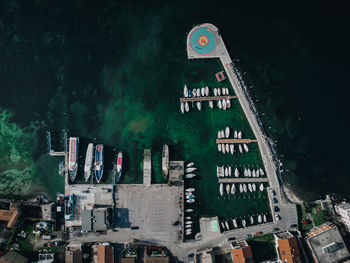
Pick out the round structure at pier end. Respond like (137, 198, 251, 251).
(189, 26, 218, 55)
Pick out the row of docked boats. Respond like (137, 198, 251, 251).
(68, 137, 123, 184)
(185, 162, 197, 180)
(184, 84, 210, 98)
(185, 188, 195, 235)
(219, 183, 265, 196)
(244, 167, 265, 177)
(216, 166, 264, 178)
(220, 214, 268, 231)
(217, 143, 249, 154)
(217, 127, 243, 139)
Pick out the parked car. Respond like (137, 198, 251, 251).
(274, 206, 280, 212)
(254, 232, 263, 236)
(228, 236, 236, 241)
(272, 227, 279, 231)
(270, 189, 276, 196)
(275, 214, 281, 221)
(272, 198, 278, 204)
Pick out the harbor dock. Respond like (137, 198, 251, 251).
(218, 178, 269, 183)
(180, 95, 237, 103)
(215, 139, 257, 144)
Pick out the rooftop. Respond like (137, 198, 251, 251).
(81, 208, 109, 232)
(336, 202, 350, 211)
(97, 243, 114, 263)
(275, 232, 301, 263)
(231, 241, 254, 263)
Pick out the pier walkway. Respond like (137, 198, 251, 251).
(218, 178, 269, 183)
(180, 95, 237, 103)
(216, 139, 257, 144)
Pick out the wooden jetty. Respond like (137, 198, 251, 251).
(218, 178, 269, 183)
(180, 95, 237, 103)
(216, 139, 258, 144)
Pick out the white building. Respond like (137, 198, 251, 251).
(335, 202, 350, 232)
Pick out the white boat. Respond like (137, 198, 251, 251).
(228, 166, 232, 176)
(185, 232, 192, 236)
(185, 209, 193, 212)
(239, 184, 243, 193)
(184, 85, 188, 97)
(225, 88, 229, 95)
(216, 166, 219, 178)
(201, 87, 205, 97)
(180, 102, 184, 114)
(186, 194, 195, 199)
(238, 131, 242, 139)
(196, 101, 202, 110)
(185, 216, 191, 220)
(218, 100, 222, 109)
(186, 167, 197, 173)
(258, 215, 262, 223)
(225, 221, 229, 230)
(185, 102, 189, 112)
(244, 168, 247, 177)
(218, 131, 221, 139)
(209, 100, 214, 108)
(186, 188, 195, 192)
(196, 89, 200, 97)
(239, 144, 243, 153)
(225, 127, 230, 138)
(218, 144, 222, 152)
(187, 162, 194, 167)
(186, 221, 193, 225)
(250, 216, 254, 225)
(235, 168, 239, 178)
(186, 199, 195, 203)
(221, 87, 225, 95)
(259, 183, 264, 191)
(225, 144, 229, 153)
(219, 183, 224, 196)
(225, 167, 228, 177)
(221, 130, 225, 138)
(243, 184, 247, 193)
(230, 144, 234, 154)
(252, 170, 256, 177)
(263, 214, 267, 223)
(248, 169, 252, 177)
(193, 89, 196, 98)
(248, 183, 252, 192)
(185, 225, 192, 229)
(226, 184, 230, 194)
(243, 144, 249, 152)
(221, 222, 225, 229)
(218, 88, 221, 96)
(205, 86, 209, 96)
(84, 143, 94, 182)
(252, 183, 256, 192)
(185, 173, 196, 179)
(214, 88, 218, 96)
(256, 169, 260, 177)
(227, 99, 231, 108)
(234, 130, 238, 139)
(242, 220, 246, 227)
(260, 168, 265, 175)
(222, 143, 226, 154)
(230, 184, 235, 194)
(222, 99, 227, 110)
(233, 219, 238, 228)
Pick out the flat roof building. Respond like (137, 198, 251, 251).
(195, 248, 215, 263)
(305, 222, 350, 263)
(97, 243, 114, 263)
(144, 246, 169, 263)
(65, 244, 83, 263)
(274, 231, 301, 263)
(81, 208, 109, 232)
(231, 240, 254, 263)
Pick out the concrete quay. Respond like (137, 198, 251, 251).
(180, 95, 237, 102)
(218, 178, 269, 183)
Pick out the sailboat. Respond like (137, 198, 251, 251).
(180, 102, 184, 114)
(209, 100, 214, 108)
(225, 127, 230, 138)
(230, 144, 234, 154)
(184, 84, 188, 97)
(219, 183, 224, 196)
(243, 144, 249, 152)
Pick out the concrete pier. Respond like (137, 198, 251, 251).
(215, 139, 257, 144)
(218, 178, 269, 183)
(180, 95, 237, 103)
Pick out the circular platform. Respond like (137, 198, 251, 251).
(189, 27, 217, 55)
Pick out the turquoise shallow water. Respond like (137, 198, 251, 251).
(0, 1, 349, 202)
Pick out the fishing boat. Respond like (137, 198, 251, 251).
(116, 152, 123, 183)
(230, 184, 235, 194)
(243, 184, 247, 193)
(185, 221, 193, 225)
(252, 170, 256, 178)
(222, 143, 226, 154)
(196, 101, 202, 110)
(218, 100, 222, 109)
(94, 144, 104, 183)
(193, 89, 197, 98)
(185, 102, 189, 112)
(186, 167, 197, 173)
(187, 162, 194, 167)
(238, 131, 242, 139)
(196, 89, 200, 97)
(68, 137, 79, 182)
(84, 143, 93, 182)
(239, 184, 243, 193)
(242, 220, 246, 227)
(234, 168, 239, 177)
(225, 221, 229, 230)
(225, 144, 229, 153)
(180, 102, 184, 114)
(227, 99, 231, 108)
(248, 183, 252, 192)
(214, 88, 218, 96)
(225, 167, 228, 177)
(250, 216, 254, 225)
(239, 144, 243, 153)
(259, 183, 264, 191)
(243, 144, 249, 152)
(205, 86, 209, 96)
(225, 127, 230, 138)
(185, 209, 194, 212)
(258, 215, 262, 223)
(221, 87, 225, 95)
(219, 183, 224, 196)
(252, 183, 256, 192)
(222, 99, 227, 110)
(230, 144, 234, 155)
(184, 84, 188, 97)
(234, 130, 238, 139)
(186, 199, 195, 203)
(228, 166, 232, 176)
(186, 194, 195, 199)
(232, 219, 238, 228)
(263, 214, 267, 223)
(260, 168, 265, 175)
(162, 145, 169, 177)
(209, 100, 214, 108)
(226, 184, 230, 194)
(218, 144, 222, 152)
(218, 88, 221, 96)
(186, 188, 195, 192)
(185, 173, 196, 179)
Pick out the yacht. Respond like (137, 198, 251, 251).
(242, 220, 246, 227)
(214, 88, 218, 96)
(218, 143, 222, 152)
(218, 100, 222, 109)
(185, 102, 189, 112)
(259, 183, 264, 191)
(184, 84, 188, 97)
(225, 127, 230, 138)
(228, 166, 232, 176)
(227, 99, 231, 108)
(222, 143, 226, 154)
(238, 131, 242, 139)
(226, 184, 230, 194)
(196, 101, 202, 110)
(234, 130, 238, 139)
(209, 100, 214, 108)
(219, 183, 224, 196)
(186, 167, 197, 173)
(243, 143, 249, 152)
(243, 184, 247, 193)
(239, 144, 243, 153)
(180, 102, 184, 114)
(225, 144, 229, 153)
(235, 168, 239, 178)
(205, 86, 209, 96)
(230, 144, 234, 154)
(250, 216, 254, 225)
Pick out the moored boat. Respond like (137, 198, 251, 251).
(201, 87, 205, 97)
(184, 84, 188, 97)
(185, 102, 189, 112)
(225, 221, 229, 230)
(258, 215, 262, 223)
(235, 168, 239, 177)
(218, 88, 221, 96)
(186, 194, 195, 199)
(228, 166, 232, 176)
(186, 199, 195, 203)
(196, 89, 200, 97)
(68, 137, 79, 182)
(226, 184, 230, 194)
(239, 184, 243, 193)
(209, 100, 214, 108)
(205, 86, 209, 96)
(218, 100, 222, 109)
(230, 184, 235, 194)
(218, 130, 221, 139)
(116, 152, 123, 183)
(238, 131, 242, 139)
(185, 173, 196, 179)
(230, 144, 234, 155)
(242, 219, 246, 227)
(248, 183, 252, 192)
(222, 143, 226, 154)
(263, 214, 267, 223)
(219, 183, 224, 196)
(221, 87, 225, 95)
(225, 167, 228, 177)
(243, 184, 247, 193)
(260, 168, 265, 175)
(234, 130, 238, 139)
(239, 144, 243, 153)
(187, 162, 194, 167)
(252, 183, 256, 192)
(185, 221, 193, 224)
(214, 88, 218, 96)
(94, 144, 104, 183)
(259, 183, 264, 191)
(243, 143, 249, 152)
(225, 144, 229, 153)
(252, 169, 256, 177)
(196, 101, 202, 110)
(225, 127, 230, 138)
(225, 87, 229, 95)
(180, 102, 184, 114)
(218, 144, 222, 152)
(193, 89, 197, 98)
(186, 188, 195, 192)
(222, 99, 227, 110)
(227, 99, 231, 108)
(186, 167, 197, 173)
(250, 216, 254, 225)
(185, 209, 194, 212)
(84, 143, 93, 182)
(233, 219, 238, 228)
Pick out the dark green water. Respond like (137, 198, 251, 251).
(0, 0, 349, 202)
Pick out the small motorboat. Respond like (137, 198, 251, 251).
(225, 127, 230, 138)
(260, 168, 265, 175)
(218, 130, 221, 139)
(225, 167, 228, 177)
(250, 216, 254, 225)
(184, 84, 188, 98)
(186, 167, 197, 173)
(243, 184, 247, 193)
(186, 194, 195, 199)
(219, 183, 224, 196)
(193, 89, 196, 98)
(214, 88, 218, 96)
(185, 173, 196, 179)
(230, 144, 234, 154)
(185, 209, 193, 212)
(248, 183, 252, 192)
(222, 99, 227, 110)
(230, 184, 235, 194)
(232, 219, 238, 228)
(196, 89, 200, 97)
(252, 183, 256, 192)
(238, 131, 242, 139)
(239, 144, 243, 153)
(180, 102, 184, 114)
(225, 144, 229, 153)
(186, 199, 195, 203)
(226, 184, 230, 194)
(260, 183, 264, 192)
(235, 168, 239, 177)
(185, 102, 189, 112)
(196, 101, 202, 111)
(243, 143, 249, 152)
(218, 88, 221, 96)
(225, 221, 229, 230)
(185, 221, 193, 225)
(187, 162, 194, 167)
(205, 86, 209, 96)
(186, 188, 195, 192)
(263, 214, 267, 223)
(222, 143, 226, 154)
(218, 144, 222, 152)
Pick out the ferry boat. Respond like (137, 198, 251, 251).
(94, 144, 104, 183)
(68, 137, 79, 182)
(162, 145, 169, 177)
(184, 84, 188, 97)
(116, 152, 123, 183)
(64, 194, 75, 221)
(84, 143, 94, 182)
